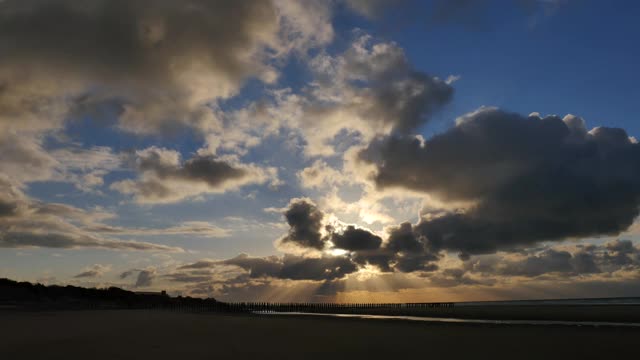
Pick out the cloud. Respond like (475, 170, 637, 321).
(135, 269, 156, 288)
(460, 240, 640, 279)
(312, 33, 453, 132)
(0, 131, 121, 192)
(361, 108, 640, 254)
(49, 145, 122, 192)
(178, 253, 358, 282)
(0, 134, 57, 185)
(255, 34, 453, 157)
(0, 229, 181, 252)
(87, 221, 230, 238)
(119, 268, 157, 287)
(277, 198, 326, 250)
(329, 225, 382, 251)
(119, 270, 136, 280)
(0, 177, 182, 251)
(0, 0, 336, 137)
(73, 264, 111, 279)
(272, 199, 440, 273)
(111, 146, 276, 203)
(153, 236, 640, 300)
(298, 160, 350, 189)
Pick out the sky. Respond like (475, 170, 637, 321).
(2, 0, 640, 302)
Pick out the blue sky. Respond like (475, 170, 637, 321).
(1, 0, 640, 302)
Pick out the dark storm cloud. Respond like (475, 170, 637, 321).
(0, 0, 284, 133)
(361, 108, 640, 254)
(603, 239, 639, 266)
(221, 254, 283, 279)
(278, 198, 326, 250)
(571, 250, 600, 274)
(275, 199, 440, 273)
(381, 222, 440, 273)
(134, 147, 248, 187)
(231, 254, 358, 281)
(496, 249, 574, 277)
(460, 240, 640, 279)
(0, 198, 18, 217)
(330, 225, 382, 251)
(363, 71, 453, 134)
(111, 146, 270, 203)
(0, 0, 274, 73)
(178, 253, 359, 282)
(279, 255, 358, 281)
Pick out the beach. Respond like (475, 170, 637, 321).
(1, 309, 638, 359)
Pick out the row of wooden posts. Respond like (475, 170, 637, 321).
(109, 301, 455, 313)
(224, 302, 455, 312)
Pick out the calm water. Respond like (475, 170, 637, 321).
(455, 297, 640, 306)
(259, 311, 640, 328)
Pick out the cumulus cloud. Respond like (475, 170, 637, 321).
(330, 225, 382, 251)
(298, 160, 350, 189)
(361, 108, 640, 254)
(275, 199, 439, 273)
(254, 34, 453, 157)
(111, 146, 276, 203)
(332, 35, 453, 134)
(163, 197, 440, 294)
(277, 198, 326, 250)
(0, 0, 336, 137)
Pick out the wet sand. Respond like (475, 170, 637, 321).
(1, 310, 638, 359)
(349, 304, 640, 323)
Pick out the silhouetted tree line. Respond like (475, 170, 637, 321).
(0, 278, 217, 311)
(0, 278, 453, 314)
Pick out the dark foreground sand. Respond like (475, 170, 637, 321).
(1, 310, 638, 360)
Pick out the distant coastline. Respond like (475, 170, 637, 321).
(3, 277, 640, 324)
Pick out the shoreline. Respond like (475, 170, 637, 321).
(257, 310, 640, 328)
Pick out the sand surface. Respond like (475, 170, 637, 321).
(1, 310, 638, 359)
